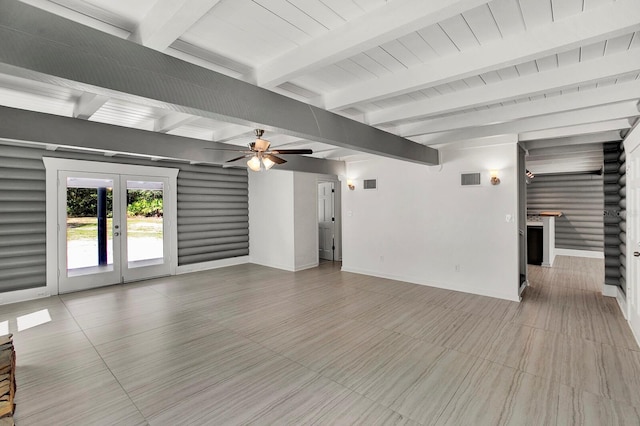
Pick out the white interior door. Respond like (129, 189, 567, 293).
(318, 182, 335, 261)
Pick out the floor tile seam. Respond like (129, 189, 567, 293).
(531, 283, 605, 294)
(59, 296, 149, 424)
(307, 327, 467, 426)
(380, 291, 521, 321)
(309, 357, 434, 426)
(504, 318, 639, 350)
(73, 306, 204, 332)
(470, 342, 640, 409)
(556, 382, 640, 410)
(74, 297, 235, 347)
(403, 319, 505, 359)
(475, 348, 564, 386)
(191, 321, 411, 425)
(342, 283, 413, 298)
(349, 308, 510, 346)
(145, 281, 279, 303)
(420, 350, 486, 426)
(86, 318, 231, 349)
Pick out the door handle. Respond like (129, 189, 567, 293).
(114, 232, 120, 237)
(634, 251, 640, 257)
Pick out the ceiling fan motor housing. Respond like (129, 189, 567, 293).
(254, 138, 271, 152)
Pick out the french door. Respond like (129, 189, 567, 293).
(44, 159, 177, 294)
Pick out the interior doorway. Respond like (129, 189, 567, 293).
(518, 144, 527, 294)
(44, 158, 178, 294)
(318, 180, 341, 262)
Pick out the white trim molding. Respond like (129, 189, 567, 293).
(340, 266, 521, 302)
(554, 249, 604, 259)
(176, 256, 249, 274)
(603, 284, 619, 298)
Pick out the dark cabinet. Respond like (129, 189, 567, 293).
(527, 226, 543, 265)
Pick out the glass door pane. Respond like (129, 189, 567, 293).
(59, 172, 122, 294)
(66, 176, 115, 276)
(121, 176, 171, 282)
(125, 179, 165, 268)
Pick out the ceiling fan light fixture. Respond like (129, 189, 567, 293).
(247, 155, 261, 172)
(262, 157, 275, 170)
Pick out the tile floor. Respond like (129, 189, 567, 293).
(2, 256, 639, 425)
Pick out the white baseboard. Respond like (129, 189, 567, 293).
(340, 266, 520, 302)
(250, 258, 319, 272)
(630, 325, 640, 350)
(554, 249, 604, 259)
(603, 284, 619, 298)
(0, 287, 52, 306)
(249, 258, 296, 272)
(176, 256, 249, 274)
(293, 262, 319, 272)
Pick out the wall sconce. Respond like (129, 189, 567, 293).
(490, 170, 500, 185)
(347, 179, 355, 190)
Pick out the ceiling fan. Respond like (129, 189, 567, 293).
(211, 129, 313, 171)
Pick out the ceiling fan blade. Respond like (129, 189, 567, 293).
(265, 154, 287, 164)
(204, 147, 247, 151)
(226, 154, 250, 163)
(270, 149, 313, 155)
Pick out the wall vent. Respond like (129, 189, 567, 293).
(363, 179, 377, 190)
(461, 172, 481, 186)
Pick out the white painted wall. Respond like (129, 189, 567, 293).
(294, 172, 319, 270)
(249, 170, 319, 271)
(342, 137, 521, 301)
(249, 170, 295, 270)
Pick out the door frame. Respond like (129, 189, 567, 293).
(317, 176, 342, 262)
(44, 158, 178, 295)
(624, 126, 640, 342)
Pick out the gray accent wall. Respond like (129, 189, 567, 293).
(0, 144, 46, 292)
(177, 165, 249, 265)
(603, 142, 626, 293)
(527, 173, 604, 252)
(0, 142, 249, 293)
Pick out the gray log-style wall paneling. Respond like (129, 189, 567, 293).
(603, 142, 626, 293)
(177, 168, 248, 265)
(0, 144, 46, 292)
(0, 142, 248, 293)
(527, 173, 604, 252)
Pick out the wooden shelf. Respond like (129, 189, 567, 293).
(539, 211, 562, 217)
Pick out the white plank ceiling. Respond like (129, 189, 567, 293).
(5, 0, 640, 172)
